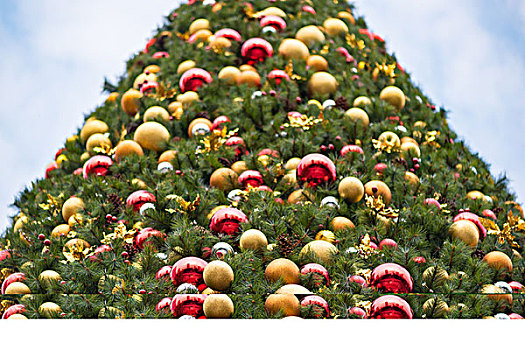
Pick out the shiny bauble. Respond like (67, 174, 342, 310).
(218, 66, 241, 85)
(285, 157, 302, 171)
(422, 298, 449, 318)
(177, 91, 200, 106)
(353, 96, 372, 108)
(449, 220, 479, 248)
(378, 131, 401, 150)
(210, 168, 238, 191)
(177, 60, 196, 74)
(307, 72, 338, 97)
(188, 118, 213, 138)
(38, 302, 62, 318)
(114, 140, 144, 162)
(133, 121, 170, 152)
(296, 153, 336, 187)
(422, 266, 449, 288)
(321, 196, 339, 208)
(133, 71, 157, 90)
(51, 224, 70, 238)
(400, 141, 421, 159)
(240, 229, 268, 251)
(276, 284, 311, 295)
(338, 176, 364, 203)
(170, 257, 208, 287)
(379, 86, 406, 110)
(265, 258, 300, 285)
(105, 92, 119, 103)
(38, 270, 62, 289)
(265, 294, 301, 317)
(404, 171, 419, 186)
(211, 242, 234, 259)
(203, 260, 234, 291)
(176, 283, 199, 294)
(157, 162, 173, 173)
(369, 295, 413, 319)
(296, 25, 325, 47)
(323, 18, 348, 36)
(144, 106, 170, 123)
(344, 107, 369, 128)
(236, 70, 261, 87)
(231, 161, 248, 174)
(315, 230, 335, 244)
(203, 294, 234, 318)
(192, 29, 213, 43)
(158, 150, 177, 164)
(62, 197, 84, 222)
(287, 189, 308, 204)
(80, 119, 108, 143)
(370, 263, 413, 293)
(278, 39, 309, 60)
(481, 284, 513, 305)
(364, 180, 392, 205)
(330, 216, 355, 231)
(121, 89, 143, 116)
(483, 251, 513, 274)
(4, 281, 31, 294)
(300, 240, 338, 264)
(188, 18, 209, 35)
(306, 55, 328, 72)
(209, 207, 248, 237)
(86, 133, 112, 154)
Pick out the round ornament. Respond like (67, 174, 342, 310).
(338, 177, 364, 203)
(364, 180, 392, 205)
(203, 260, 234, 291)
(300, 240, 338, 263)
(210, 168, 239, 191)
(240, 229, 268, 251)
(278, 39, 309, 60)
(307, 72, 338, 97)
(370, 263, 413, 293)
(296, 154, 336, 187)
(126, 190, 156, 212)
(379, 86, 406, 110)
(170, 257, 208, 287)
(179, 68, 213, 92)
(83, 155, 113, 179)
(369, 295, 413, 319)
(209, 207, 248, 237)
(203, 294, 234, 318)
(114, 140, 144, 162)
(449, 220, 479, 248)
(62, 197, 85, 222)
(241, 38, 273, 64)
(133, 121, 170, 152)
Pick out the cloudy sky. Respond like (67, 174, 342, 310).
(1, 0, 524, 231)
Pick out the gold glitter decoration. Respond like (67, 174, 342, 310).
(282, 113, 322, 130)
(346, 33, 365, 50)
(166, 195, 201, 214)
(38, 192, 64, 217)
(365, 194, 399, 219)
(101, 222, 135, 245)
(480, 211, 524, 248)
(196, 127, 238, 154)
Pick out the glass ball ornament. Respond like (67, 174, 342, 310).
(321, 196, 339, 208)
(170, 294, 207, 318)
(179, 315, 196, 320)
(296, 153, 336, 187)
(262, 26, 277, 34)
(494, 313, 510, 320)
(369, 295, 413, 319)
(251, 91, 265, 99)
(139, 202, 156, 216)
(322, 99, 336, 109)
(211, 242, 234, 259)
(170, 257, 208, 287)
(157, 161, 173, 173)
(395, 125, 407, 133)
(176, 283, 200, 294)
(227, 189, 244, 203)
(370, 263, 413, 293)
(191, 121, 211, 136)
(495, 281, 512, 294)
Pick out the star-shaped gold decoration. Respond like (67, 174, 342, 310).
(153, 82, 177, 101)
(166, 195, 201, 214)
(62, 242, 93, 263)
(196, 127, 238, 154)
(480, 211, 523, 248)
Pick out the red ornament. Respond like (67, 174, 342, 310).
(267, 69, 290, 85)
(348, 275, 367, 287)
(214, 28, 242, 41)
(238, 170, 263, 188)
(509, 313, 524, 320)
(336, 47, 354, 63)
(170, 294, 207, 318)
(370, 263, 413, 293)
(45, 161, 59, 179)
(370, 295, 413, 319)
(155, 297, 172, 313)
(258, 185, 272, 192)
(260, 15, 286, 31)
(209, 207, 248, 237)
(140, 81, 158, 96)
(73, 168, 83, 176)
(144, 38, 157, 53)
(379, 238, 398, 250)
(179, 68, 213, 93)
(241, 38, 273, 65)
(212, 115, 231, 130)
(2, 304, 26, 319)
(302, 5, 316, 15)
(412, 256, 426, 264)
(482, 209, 497, 220)
(373, 163, 387, 175)
(0, 249, 11, 261)
(453, 212, 487, 239)
(170, 257, 208, 287)
(1, 272, 25, 294)
(300, 263, 330, 286)
(340, 145, 364, 157)
(296, 154, 336, 187)
(152, 51, 169, 59)
(348, 307, 367, 319)
(135, 227, 166, 250)
(424, 198, 441, 210)
(257, 148, 279, 158)
(358, 29, 384, 42)
(509, 281, 524, 292)
(83, 155, 113, 179)
(155, 266, 172, 280)
(88, 245, 112, 262)
(301, 295, 330, 318)
(225, 136, 247, 156)
(126, 190, 156, 212)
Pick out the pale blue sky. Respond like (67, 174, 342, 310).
(1, 0, 524, 232)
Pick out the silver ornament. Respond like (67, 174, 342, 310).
(262, 26, 276, 34)
(192, 122, 211, 136)
(157, 161, 174, 173)
(495, 281, 512, 294)
(395, 125, 407, 133)
(176, 283, 199, 294)
(227, 189, 244, 203)
(322, 99, 336, 109)
(211, 242, 234, 259)
(139, 202, 156, 216)
(321, 196, 339, 208)
(251, 91, 264, 99)
(494, 313, 510, 320)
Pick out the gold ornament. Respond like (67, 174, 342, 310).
(364, 194, 399, 219)
(101, 222, 135, 245)
(424, 131, 441, 148)
(165, 195, 201, 214)
(346, 33, 365, 50)
(315, 230, 335, 244)
(372, 131, 401, 154)
(152, 82, 177, 101)
(479, 211, 523, 248)
(353, 234, 380, 259)
(281, 112, 322, 131)
(196, 127, 238, 154)
(39, 192, 64, 217)
(62, 239, 92, 263)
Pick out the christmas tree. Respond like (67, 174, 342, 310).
(1, 0, 524, 319)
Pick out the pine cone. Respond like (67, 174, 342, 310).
(276, 232, 301, 257)
(471, 249, 485, 260)
(195, 111, 209, 119)
(107, 194, 123, 213)
(124, 242, 141, 261)
(217, 157, 231, 168)
(335, 96, 350, 110)
(492, 207, 504, 216)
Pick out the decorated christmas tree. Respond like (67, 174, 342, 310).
(1, 0, 524, 320)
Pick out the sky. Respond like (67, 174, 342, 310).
(1, 0, 524, 232)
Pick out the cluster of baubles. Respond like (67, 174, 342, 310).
(2, 0, 524, 320)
